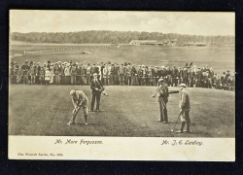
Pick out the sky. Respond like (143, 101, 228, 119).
(10, 10, 235, 36)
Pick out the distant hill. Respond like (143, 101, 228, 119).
(10, 31, 234, 47)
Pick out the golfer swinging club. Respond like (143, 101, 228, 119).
(67, 89, 89, 126)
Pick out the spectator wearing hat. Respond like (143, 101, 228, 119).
(49, 63, 55, 84)
(177, 83, 191, 133)
(35, 62, 41, 84)
(100, 62, 105, 83)
(96, 63, 102, 82)
(152, 78, 169, 123)
(131, 65, 137, 85)
(137, 66, 143, 86)
(30, 64, 36, 85)
(70, 63, 77, 85)
(76, 65, 81, 85)
(90, 64, 97, 76)
(107, 63, 112, 85)
(147, 66, 154, 86)
(39, 67, 45, 85)
(126, 64, 132, 85)
(9, 59, 235, 91)
(102, 64, 109, 85)
(118, 64, 125, 85)
(21, 60, 30, 84)
(45, 67, 51, 85)
(90, 73, 104, 112)
(80, 64, 87, 85)
(115, 64, 120, 85)
(141, 65, 147, 85)
(64, 64, 71, 84)
(15, 64, 21, 84)
(86, 64, 91, 85)
(60, 63, 65, 85)
(57, 62, 63, 85)
(110, 64, 115, 85)
(11, 64, 19, 83)
(53, 63, 59, 84)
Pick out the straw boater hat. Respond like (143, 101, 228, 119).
(179, 83, 186, 88)
(158, 78, 164, 83)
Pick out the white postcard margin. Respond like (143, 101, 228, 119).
(9, 136, 235, 161)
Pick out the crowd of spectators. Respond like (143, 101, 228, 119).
(9, 60, 235, 90)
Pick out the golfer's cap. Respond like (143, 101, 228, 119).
(70, 89, 76, 96)
(179, 83, 186, 88)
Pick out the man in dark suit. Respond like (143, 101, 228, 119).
(21, 60, 30, 84)
(152, 78, 169, 123)
(90, 73, 104, 112)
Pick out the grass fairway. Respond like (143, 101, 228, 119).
(9, 85, 235, 137)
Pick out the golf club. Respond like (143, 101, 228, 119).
(170, 111, 183, 133)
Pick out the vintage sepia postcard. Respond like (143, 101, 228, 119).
(8, 10, 235, 161)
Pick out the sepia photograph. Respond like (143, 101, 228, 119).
(8, 10, 235, 160)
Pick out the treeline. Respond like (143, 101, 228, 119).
(11, 31, 234, 46)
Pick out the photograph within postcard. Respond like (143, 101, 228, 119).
(8, 10, 235, 160)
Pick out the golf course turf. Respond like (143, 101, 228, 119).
(9, 85, 235, 137)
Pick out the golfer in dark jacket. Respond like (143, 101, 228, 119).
(152, 78, 169, 123)
(90, 73, 104, 112)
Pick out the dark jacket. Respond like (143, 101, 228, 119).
(90, 79, 104, 93)
(154, 83, 169, 103)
